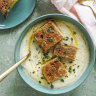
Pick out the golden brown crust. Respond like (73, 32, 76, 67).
(42, 58, 66, 83)
(0, 0, 13, 18)
(34, 21, 63, 51)
(54, 44, 77, 60)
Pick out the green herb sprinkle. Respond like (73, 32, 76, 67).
(52, 67, 56, 72)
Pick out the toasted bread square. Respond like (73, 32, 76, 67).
(0, 0, 18, 18)
(34, 21, 63, 51)
(54, 44, 77, 60)
(42, 58, 66, 83)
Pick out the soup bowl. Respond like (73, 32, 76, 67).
(14, 14, 95, 94)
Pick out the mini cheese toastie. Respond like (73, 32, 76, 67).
(0, 0, 18, 18)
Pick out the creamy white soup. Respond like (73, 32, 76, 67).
(20, 19, 89, 89)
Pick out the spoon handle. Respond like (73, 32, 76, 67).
(0, 53, 29, 82)
(89, 4, 96, 18)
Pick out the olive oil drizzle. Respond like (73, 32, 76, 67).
(28, 33, 47, 85)
(9, 0, 18, 9)
(28, 34, 34, 53)
(64, 23, 78, 47)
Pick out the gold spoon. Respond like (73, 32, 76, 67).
(0, 53, 30, 82)
(79, 0, 96, 18)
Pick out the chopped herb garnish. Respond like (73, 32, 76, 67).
(38, 51, 40, 54)
(36, 48, 38, 51)
(65, 44, 68, 46)
(46, 65, 48, 68)
(69, 61, 73, 63)
(65, 75, 68, 78)
(41, 34, 43, 38)
(32, 71, 35, 74)
(52, 67, 56, 72)
(40, 41, 43, 43)
(39, 45, 42, 48)
(73, 69, 75, 73)
(64, 50, 66, 53)
(38, 61, 41, 63)
(71, 38, 73, 41)
(47, 82, 50, 84)
(39, 81, 41, 83)
(43, 51, 49, 58)
(73, 32, 76, 35)
(63, 36, 69, 41)
(57, 56, 61, 61)
(60, 79, 64, 82)
(68, 66, 72, 73)
(77, 65, 80, 68)
(33, 40, 35, 43)
(48, 27, 54, 32)
(42, 57, 45, 62)
(63, 63, 65, 64)
(56, 47, 59, 49)
(43, 31, 46, 34)
(41, 77, 44, 79)
(49, 37, 54, 42)
(58, 48, 61, 51)
(50, 84, 54, 89)
(59, 74, 63, 76)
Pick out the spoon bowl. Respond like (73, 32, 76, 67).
(79, 0, 96, 17)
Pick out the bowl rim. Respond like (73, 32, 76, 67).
(14, 14, 95, 94)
